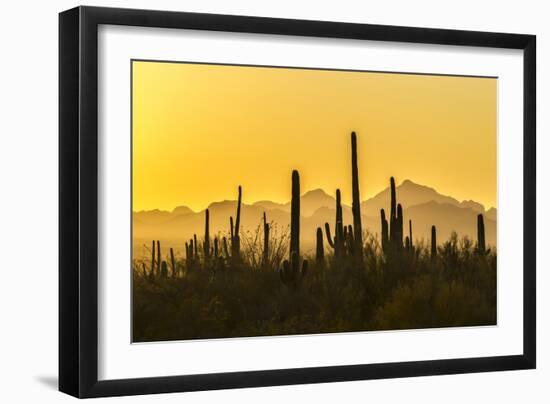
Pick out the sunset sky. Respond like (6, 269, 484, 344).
(132, 60, 497, 212)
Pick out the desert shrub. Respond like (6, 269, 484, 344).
(132, 232, 497, 342)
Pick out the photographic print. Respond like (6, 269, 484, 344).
(131, 60, 497, 343)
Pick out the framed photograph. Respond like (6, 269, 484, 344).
(59, 6, 536, 398)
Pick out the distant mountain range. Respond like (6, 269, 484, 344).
(133, 179, 496, 256)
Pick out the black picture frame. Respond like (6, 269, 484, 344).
(59, 5, 536, 398)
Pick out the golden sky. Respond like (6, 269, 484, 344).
(132, 61, 496, 212)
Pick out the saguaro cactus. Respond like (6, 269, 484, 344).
(281, 170, 308, 287)
(350, 131, 363, 257)
(346, 224, 355, 255)
(431, 225, 437, 259)
(380, 209, 389, 253)
(396, 204, 404, 246)
(222, 236, 229, 259)
(409, 220, 413, 250)
(477, 214, 486, 254)
(263, 212, 270, 266)
(156, 240, 161, 274)
(280, 255, 308, 288)
(230, 186, 242, 260)
(150, 240, 155, 276)
(203, 209, 211, 259)
(390, 177, 397, 242)
(325, 189, 345, 257)
(185, 240, 193, 266)
(290, 170, 300, 272)
(214, 237, 219, 258)
(170, 247, 176, 277)
(316, 227, 324, 264)
(387, 177, 403, 249)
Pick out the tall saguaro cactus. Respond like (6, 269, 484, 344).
(350, 132, 363, 257)
(230, 186, 242, 260)
(203, 209, 211, 259)
(281, 170, 308, 287)
(477, 214, 486, 254)
(290, 170, 300, 272)
(150, 240, 155, 276)
(156, 240, 161, 274)
(263, 212, 270, 266)
(170, 247, 176, 277)
(409, 220, 413, 250)
(390, 177, 397, 241)
(431, 225, 437, 259)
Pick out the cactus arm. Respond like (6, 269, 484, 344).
(324, 222, 335, 248)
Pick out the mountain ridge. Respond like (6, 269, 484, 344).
(144, 179, 494, 218)
(133, 179, 496, 258)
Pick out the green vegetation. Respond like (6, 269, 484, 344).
(132, 132, 496, 342)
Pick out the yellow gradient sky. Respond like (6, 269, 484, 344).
(132, 61, 497, 212)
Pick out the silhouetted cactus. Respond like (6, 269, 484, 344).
(325, 189, 345, 257)
(409, 220, 413, 251)
(263, 212, 270, 266)
(203, 209, 211, 259)
(222, 236, 229, 259)
(477, 214, 486, 254)
(350, 131, 363, 257)
(229, 186, 242, 261)
(290, 170, 300, 273)
(193, 234, 198, 259)
(281, 170, 308, 287)
(343, 225, 348, 244)
(170, 247, 176, 277)
(384, 177, 404, 249)
(380, 209, 389, 253)
(431, 225, 437, 259)
(156, 240, 161, 274)
(280, 253, 308, 288)
(150, 240, 155, 276)
(396, 204, 404, 247)
(316, 227, 324, 264)
(346, 224, 355, 255)
(383, 177, 404, 251)
(214, 237, 219, 258)
(390, 177, 397, 242)
(405, 236, 410, 250)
